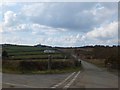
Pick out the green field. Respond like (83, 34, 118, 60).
(3, 44, 69, 60)
(2, 44, 81, 74)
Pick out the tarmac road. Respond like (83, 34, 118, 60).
(2, 73, 71, 88)
(70, 60, 118, 88)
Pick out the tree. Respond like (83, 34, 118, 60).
(2, 50, 9, 60)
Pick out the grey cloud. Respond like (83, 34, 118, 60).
(21, 2, 117, 32)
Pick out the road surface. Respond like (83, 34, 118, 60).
(2, 73, 71, 88)
(70, 60, 118, 88)
(2, 60, 119, 88)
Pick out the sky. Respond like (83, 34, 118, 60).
(0, 2, 118, 47)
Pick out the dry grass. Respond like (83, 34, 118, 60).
(84, 59, 105, 68)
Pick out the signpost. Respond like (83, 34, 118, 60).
(48, 55, 52, 70)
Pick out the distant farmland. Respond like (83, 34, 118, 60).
(2, 44, 80, 74)
(2, 44, 69, 60)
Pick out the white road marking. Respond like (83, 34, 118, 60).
(2, 82, 39, 88)
(51, 72, 76, 88)
(64, 71, 81, 88)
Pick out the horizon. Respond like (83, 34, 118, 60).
(0, 2, 118, 47)
(1, 43, 119, 48)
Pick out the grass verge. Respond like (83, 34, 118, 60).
(2, 67, 81, 74)
(83, 59, 105, 68)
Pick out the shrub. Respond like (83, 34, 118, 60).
(3, 59, 80, 73)
(2, 50, 9, 60)
(19, 60, 75, 71)
(19, 60, 48, 71)
(2, 60, 20, 71)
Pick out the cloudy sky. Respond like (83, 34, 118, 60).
(0, 2, 118, 47)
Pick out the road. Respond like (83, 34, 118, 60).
(2, 60, 119, 88)
(2, 73, 71, 88)
(70, 60, 118, 88)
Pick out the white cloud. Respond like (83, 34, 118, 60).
(83, 3, 117, 25)
(0, 24, 2, 33)
(0, 3, 2, 16)
(85, 21, 118, 40)
(48, 34, 81, 46)
(2, 35, 35, 45)
(31, 23, 67, 35)
(89, 3, 105, 16)
(22, 3, 45, 17)
(3, 8, 68, 34)
(93, 7, 104, 16)
(3, 22, 67, 35)
(4, 11, 17, 27)
(0, 23, 2, 44)
(3, 2, 17, 7)
(79, 21, 118, 46)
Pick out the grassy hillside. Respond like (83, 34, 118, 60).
(2, 44, 69, 60)
(2, 44, 81, 74)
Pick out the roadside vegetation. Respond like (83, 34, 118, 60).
(2, 44, 81, 74)
(74, 45, 119, 70)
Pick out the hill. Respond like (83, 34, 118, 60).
(2, 44, 69, 60)
(2, 44, 81, 74)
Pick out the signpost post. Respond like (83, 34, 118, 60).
(48, 55, 52, 70)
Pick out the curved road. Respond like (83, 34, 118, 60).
(70, 60, 118, 88)
(2, 60, 119, 88)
